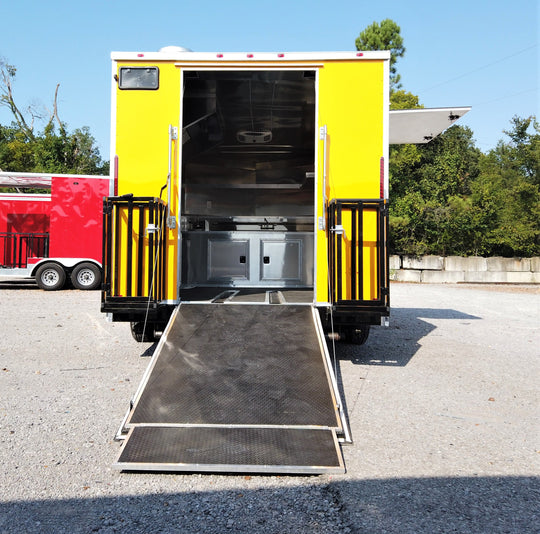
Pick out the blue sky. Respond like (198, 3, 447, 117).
(1, 0, 538, 159)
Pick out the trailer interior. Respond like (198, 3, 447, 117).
(180, 69, 316, 299)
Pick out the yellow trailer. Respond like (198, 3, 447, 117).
(102, 49, 391, 342)
(103, 48, 394, 473)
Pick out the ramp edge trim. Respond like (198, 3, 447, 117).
(113, 462, 345, 475)
(123, 422, 341, 430)
(311, 306, 352, 443)
(114, 305, 181, 440)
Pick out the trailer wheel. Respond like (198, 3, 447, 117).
(345, 325, 370, 345)
(71, 263, 101, 290)
(35, 263, 66, 291)
(130, 322, 157, 343)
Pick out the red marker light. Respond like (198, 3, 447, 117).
(137, 53, 144, 57)
(217, 53, 223, 58)
(278, 53, 285, 58)
(114, 155, 119, 196)
(380, 157, 385, 199)
(356, 52, 364, 57)
(247, 54, 254, 58)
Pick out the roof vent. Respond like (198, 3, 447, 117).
(159, 46, 193, 53)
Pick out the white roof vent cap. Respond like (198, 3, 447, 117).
(159, 45, 193, 53)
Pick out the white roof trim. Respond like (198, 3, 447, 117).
(389, 107, 471, 144)
(111, 50, 391, 62)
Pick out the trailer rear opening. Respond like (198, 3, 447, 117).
(181, 69, 316, 290)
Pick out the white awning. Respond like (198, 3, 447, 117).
(0, 172, 53, 188)
(0, 172, 109, 188)
(389, 107, 471, 144)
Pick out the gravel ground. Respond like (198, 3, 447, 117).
(0, 281, 538, 533)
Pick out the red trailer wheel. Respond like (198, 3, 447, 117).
(71, 262, 101, 290)
(35, 263, 66, 291)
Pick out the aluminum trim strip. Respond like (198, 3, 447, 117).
(312, 306, 350, 441)
(114, 306, 180, 440)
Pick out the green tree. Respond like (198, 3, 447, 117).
(389, 126, 483, 255)
(355, 19, 405, 90)
(501, 115, 539, 185)
(390, 89, 423, 110)
(471, 117, 540, 256)
(354, 22, 539, 257)
(415, 125, 481, 201)
(388, 90, 424, 199)
(0, 59, 35, 141)
(0, 58, 108, 177)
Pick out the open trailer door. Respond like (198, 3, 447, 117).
(315, 56, 391, 340)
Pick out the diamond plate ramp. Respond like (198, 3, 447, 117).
(115, 426, 344, 474)
(115, 303, 345, 473)
(127, 304, 340, 428)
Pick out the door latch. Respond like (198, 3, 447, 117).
(331, 224, 346, 238)
(146, 223, 159, 235)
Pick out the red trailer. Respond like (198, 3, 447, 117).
(0, 172, 111, 290)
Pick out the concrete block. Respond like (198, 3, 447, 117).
(507, 271, 536, 283)
(421, 270, 465, 283)
(487, 257, 531, 272)
(393, 269, 421, 283)
(445, 256, 487, 272)
(389, 255, 402, 270)
(402, 255, 443, 270)
(530, 257, 540, 272)
(464, 271, 508, 283)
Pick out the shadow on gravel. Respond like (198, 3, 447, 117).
(335, 306, 481, 367)
(0, 475, 537, 533)
(139, 342, 158, 357)
(0, 279, 38, 290)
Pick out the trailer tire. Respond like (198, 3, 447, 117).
(35, 263, 66, 291)
(345, 325, 370, 345)
(130, 321, 157, 343)
(71, 263, 101, 290)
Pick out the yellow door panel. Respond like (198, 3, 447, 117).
(113, 62, 180, 301)
(316, 60, 386, 303)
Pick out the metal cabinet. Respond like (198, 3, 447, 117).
(182, 231, 313, 287)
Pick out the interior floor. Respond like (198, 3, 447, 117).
(179, 286, 314, 304)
